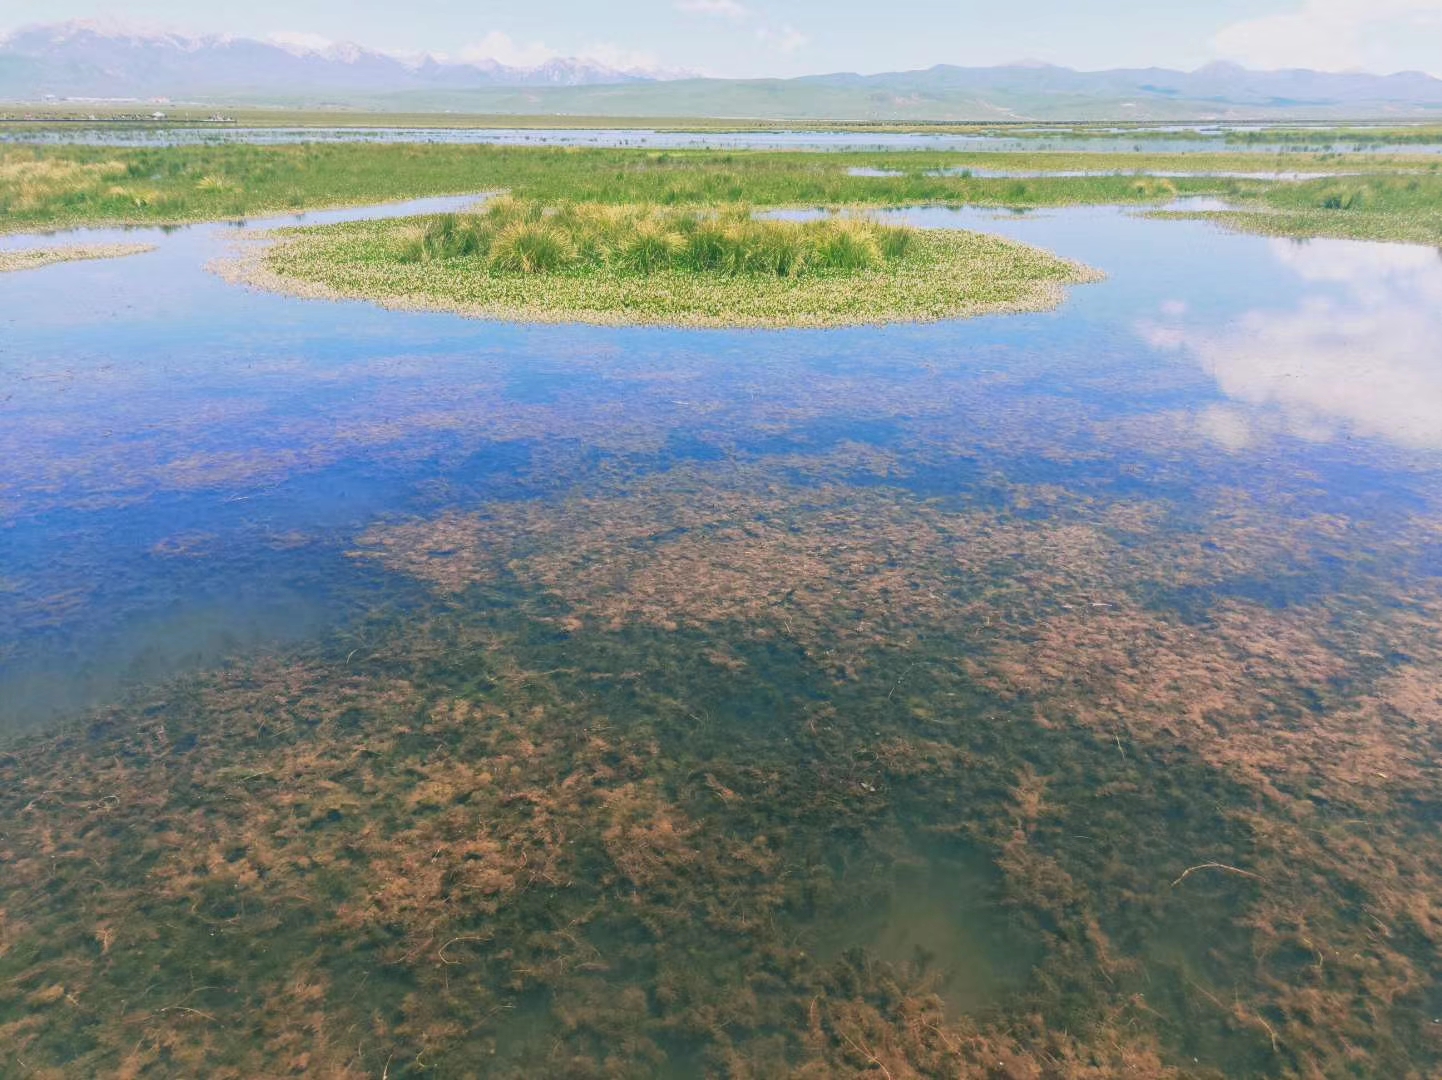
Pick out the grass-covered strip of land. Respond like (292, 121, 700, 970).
(3, 141, 1434, 234)
(245, 198, 1099, 327)
(5, 142, 1439, 247)
(0, 144, 1242, 232)
(1152, 173, 1442, 245)
(6, 109, 1438, 141)
(0, 242, 155, 273)
(1225, 124, 1442, 147)
(6, 108, 1442, 145)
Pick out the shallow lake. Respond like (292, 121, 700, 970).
(2, 194, 1441, 1075)
(6, 123, 1442, 154)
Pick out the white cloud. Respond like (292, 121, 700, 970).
(1213, 0, 1442, 74)
(450, 32, 664, 73)
(676, 0, 750, 18)
(457, 31, 559, 69)
(757, 23, 809, 54)
(672, 1, 809, 62)
(1141, 239, 1442, 451)
(576, 41, 663, 73)
(265, 30, 435, 66)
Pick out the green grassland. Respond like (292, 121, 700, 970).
(0, 144, 1233, 232)
(3, 141, 1438, 237)
(127, 73, 1442, 124)
(245, 196, 1098, 327)
(0, 106, 949, 131)
(1225, 123, 1442, 146)
(0, 107, 1120, 132)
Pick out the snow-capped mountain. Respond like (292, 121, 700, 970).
(3, 20, 1440, 117)
(0, 21, 670, 101)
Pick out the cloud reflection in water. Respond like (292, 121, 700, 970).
(1143, 238, 1442, 451)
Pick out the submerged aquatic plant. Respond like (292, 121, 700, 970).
(6, 378, 1442, 1075)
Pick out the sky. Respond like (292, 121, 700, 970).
(1, 0, 1440, 77)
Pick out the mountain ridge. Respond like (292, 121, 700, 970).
(0, 21, 677, 96)
(3, 21, 1441, 120)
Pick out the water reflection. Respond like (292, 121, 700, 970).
(1143, 237, 1442, 450)
(4, 202, 1441, 728)
(3, 196, 1442, 1076)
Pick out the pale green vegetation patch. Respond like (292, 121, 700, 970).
(249, 198, 1100, 327)
(0, 242, 155, 273)
(1152, 206, 1442, 246)
(1150, 173, 1442, 245)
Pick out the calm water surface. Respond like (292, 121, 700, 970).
(7, 198, 1434, 726)
(2, 195, 1441, 1075)
(7, 124, 1442, 154)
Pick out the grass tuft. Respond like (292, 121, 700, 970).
(488, 220, 576, 273)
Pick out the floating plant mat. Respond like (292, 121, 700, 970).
(0, 242, 154, 273)
(4, 442, 1442, 1077)
(232, 199, 1100, 328)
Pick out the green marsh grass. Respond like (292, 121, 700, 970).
(1225, 124, 1442, 147)
(1153, 172, 1442, 245)
(2, 141, 1432, 237)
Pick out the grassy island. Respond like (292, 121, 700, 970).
(240, 197, 1100, 327)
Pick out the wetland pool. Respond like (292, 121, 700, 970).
(2, 194, 1442, 1076)
(7, 124, 1442, 155)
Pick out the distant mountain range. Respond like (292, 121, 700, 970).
(397, 63, 1442, 121)
(3, 21, 1442, 120)
(0, 22, 674, 101)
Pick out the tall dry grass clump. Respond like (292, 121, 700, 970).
(488, 221, 577, 273)
(398, 198, 917, 278)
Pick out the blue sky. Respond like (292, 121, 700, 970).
(3, 0, 1440, 76)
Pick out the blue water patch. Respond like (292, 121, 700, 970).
(2, 198, 1440, 732)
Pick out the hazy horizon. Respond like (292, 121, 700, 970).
(2, 0, 1440, 81)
